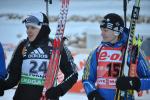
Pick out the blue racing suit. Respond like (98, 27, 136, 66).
(82, 29, 150, 100)
(0, 42, 7, 79)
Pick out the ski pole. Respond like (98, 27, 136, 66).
(115, 0, 141, 100)
(40, 0, 70, 100)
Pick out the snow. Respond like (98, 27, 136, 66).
(0, 0, 150, 16)
(0, 89, 87, 100)
(1, 89, 150, 100)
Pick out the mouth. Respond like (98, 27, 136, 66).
(102, 35, 108, 39)
(28, 34, 33, 38)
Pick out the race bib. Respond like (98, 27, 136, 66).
(21, 59, 49, 86)
(97, 47, 123, 89)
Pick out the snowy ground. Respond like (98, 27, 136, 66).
(0, 0, 150, 100)
(0, 89, 87, 100)
(0, 90, 150, 100)
(0, 0, 150, 43)
(1, 89, 150, 100)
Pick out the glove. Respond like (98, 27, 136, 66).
(116, 77, 141, 91)
(46, 86, 63, 99)
(0, 79, 5, 96)
(88, 90, 104, 100)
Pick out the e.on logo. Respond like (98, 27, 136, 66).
(99, 50, 122, 63)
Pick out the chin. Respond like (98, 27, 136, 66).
(102, 39, 108, 42)
(29, 38, 34, 42)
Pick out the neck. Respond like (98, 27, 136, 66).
(110, 36, 118, 44)
(30, 36, 49, 46)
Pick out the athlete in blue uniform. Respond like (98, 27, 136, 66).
(82, 13, 150, 100)
(0, 42, 7, 96)
(0, 42, 6, 80)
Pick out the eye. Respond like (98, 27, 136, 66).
(26, 26, 36, 30)
(30, 26, 36, 29)
(104, 29, 107, 32)
(102, 28, 108, 32)
(26, 26, 29, 29)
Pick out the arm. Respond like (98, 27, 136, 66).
(46, 45, 78, 99)
(116, 50, 150, 91)
(0, 42, 7, 79)
(0, 42, 7, 96)
(82, 50, 97, 95)
(137, 50, 150, 77)
(137, 50, 150, 90)
(3, 40, 26, 90)
(58, 45, 78, 95)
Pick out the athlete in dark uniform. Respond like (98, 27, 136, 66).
(0, 12, 78, 100)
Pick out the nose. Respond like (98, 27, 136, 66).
(101, 30, 106, 35)
(26, 27, 32, 35)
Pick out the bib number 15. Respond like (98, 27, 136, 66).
(107, 63, 121, 77)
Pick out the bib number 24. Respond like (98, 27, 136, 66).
(29, 60, 47, 74)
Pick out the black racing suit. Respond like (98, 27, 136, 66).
(2, 38, 78, 100)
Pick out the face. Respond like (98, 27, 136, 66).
(101, 28, 118, 43)
(26, 25, 40, 42)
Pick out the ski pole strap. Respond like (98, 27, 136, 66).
(131, 6, 140, 20)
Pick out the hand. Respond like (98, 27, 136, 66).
(88, 90, 104, 100)
(46, 86, 63, 99)
(0, 79, 5, 96)
(116, 77, 141, 91)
